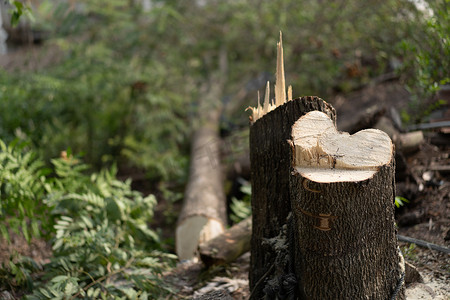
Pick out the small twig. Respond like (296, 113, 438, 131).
(79, 269, 107, 294)
(407, 121, 450, 131)
(398, 235, 450, 254)
(70, 257, 135, 299)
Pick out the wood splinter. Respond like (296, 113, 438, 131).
(247, 32, 293, 123)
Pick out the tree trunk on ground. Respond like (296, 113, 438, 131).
(198, 216, 251, 267)
(176, 124, 227, 260)
(374, 116, 424, 154)
(249, 96, 336, 298)
(176, 47, 228, 261)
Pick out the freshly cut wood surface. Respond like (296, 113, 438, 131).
(292, 111, 393, 182)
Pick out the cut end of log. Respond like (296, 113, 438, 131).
(292, 111, 393, 182)
(176, 216, 225, 261)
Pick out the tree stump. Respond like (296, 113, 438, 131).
(289, 111, 405, 299)
(248, 34, 404, 299)
(249, 97, 336, 298)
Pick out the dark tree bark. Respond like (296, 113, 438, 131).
(290, 163, 405, 299)
(288, 110, 405, 299)
(249, 96, 336, 298)
(249, 97, 405, 300)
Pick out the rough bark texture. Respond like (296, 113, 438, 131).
(198, 216, 251, 267)
(249, 96, 336, 298)
(290, 163, 405, 299)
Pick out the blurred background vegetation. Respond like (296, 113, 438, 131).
(0, 0, 448, 298)
(1, 0, 448, 177)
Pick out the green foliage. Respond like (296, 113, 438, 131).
(0, 140, 53, 242)
(230, 182, 252, 224)
(401, 243, 418, 261)
(0, 141, 176, 298)
(1, 0, 192, 182)
(8, 0, 33, 27)
(397, 0, 450, 122)
(0, 48, 189, 180)
(33, 157, 176, 298)
(0, 254, 42, 293)
(394, 196, 410, 208)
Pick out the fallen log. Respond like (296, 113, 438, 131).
(176, 125, 227, 261)
(176, 48, 228, 261)
(198, 216, 251, 267)
(374, 116, 424, 154)
(397, 235, 450, 254)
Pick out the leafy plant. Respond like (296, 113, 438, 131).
(401, 243, 418, 262)
(8, 0, 33, 27)
(0, 139, 53, 242)
(0, 141, 177, 298)
(1, 0, 192, 181)
(0, 253, 42, 294)
(30, 157, 176, 299)
(395, 196, 410, 208)
(230, 182, 252, 224)
(396, 0, 450, 123)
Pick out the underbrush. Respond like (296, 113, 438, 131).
(0, 140, 176, 299)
